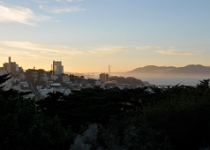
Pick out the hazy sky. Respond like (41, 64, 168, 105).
(0, 0, 210, 73)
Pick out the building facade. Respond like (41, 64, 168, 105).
(53, 61, 64, 75)
(3, 57, 20, 73)
(99, 73, 109, 82)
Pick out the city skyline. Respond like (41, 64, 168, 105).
(2, 56, 210, 75)
(0, 0, 210, 72)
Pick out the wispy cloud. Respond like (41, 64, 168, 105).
(31, 0, 85, 14)
(135, 46, 203, 56)
(2, 41, 84, 57)
(88, 46, 129, 56)
(31, 0, 49, 3)
(66, 0, 84, 2)
(135, 46, 161, 51)
(156, 49, 203, 55)
(0, 2, 51, 25)
(2, 41, 128, 59)
(51, 7, 85, 13)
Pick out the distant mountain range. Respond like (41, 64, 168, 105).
(129, 65, 210, 75)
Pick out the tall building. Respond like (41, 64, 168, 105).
(3, 57, 20, 73)
(53, 60, 64, 75)
(99, 73, 109, 83)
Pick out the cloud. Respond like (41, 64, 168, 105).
(51, 7, 85, 13)
(0, 3, 51, 25)
(2, 41, 127, 59)
(2, 41, 84, 56)
(156, 49, 203, 55)
(135, 46, 161, 51)
(31, 0, 49, 4)
(88, 46, 129, 56)
(1, 41, 84, 60)
(31, 0, 85, 14)
(67, 0, 84, 2)
(135, 46, 203, 56)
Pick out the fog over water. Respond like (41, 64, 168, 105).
(91, 73, 210, 86)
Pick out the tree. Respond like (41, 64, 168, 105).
(0, 74, 74, 150)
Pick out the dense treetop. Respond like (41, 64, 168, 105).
(1, 74, 210, 150)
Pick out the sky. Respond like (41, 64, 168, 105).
(0, 0, 210, 73)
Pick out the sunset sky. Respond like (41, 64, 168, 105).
(0, 0, 210, 73)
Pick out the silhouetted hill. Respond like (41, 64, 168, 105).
(130, 65, 210, 75)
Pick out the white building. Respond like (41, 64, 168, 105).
(53, 61, 64, 75)
(50, 75, 58, 80)
(62, 75, 70, 83)
(23, 93, 35, 99)
(41, 73, 49, 82)
(54, 88, 71, 96)
(3, 57, 20, 73)
(19, 82, 29, 88)
(95, 80, 101, 86)
(51, 83, 61, 87)
(36, 85, 43, 90)
(19, 73, 26, 80)
(38, 88, 54, 98)
(13, 85, 22, 91)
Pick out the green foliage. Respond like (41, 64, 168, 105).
(0, 74, 11, 86)
(0, 74, 74, 150)
(71, 123, 172, 150)
(36, 79, 210, 149)
(1, 73, 210, 150)
(37, 87, 132, 131)
(26, 116, 74, 150)
(70, 124, 99, 150)
(139, 79, 210, 150)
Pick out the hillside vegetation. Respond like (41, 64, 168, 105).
(1, 74, 210, 150)
(130, 64, 210, 75)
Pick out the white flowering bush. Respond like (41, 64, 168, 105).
(70, 122, 172, 150)
(70, 124, 99, 150)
